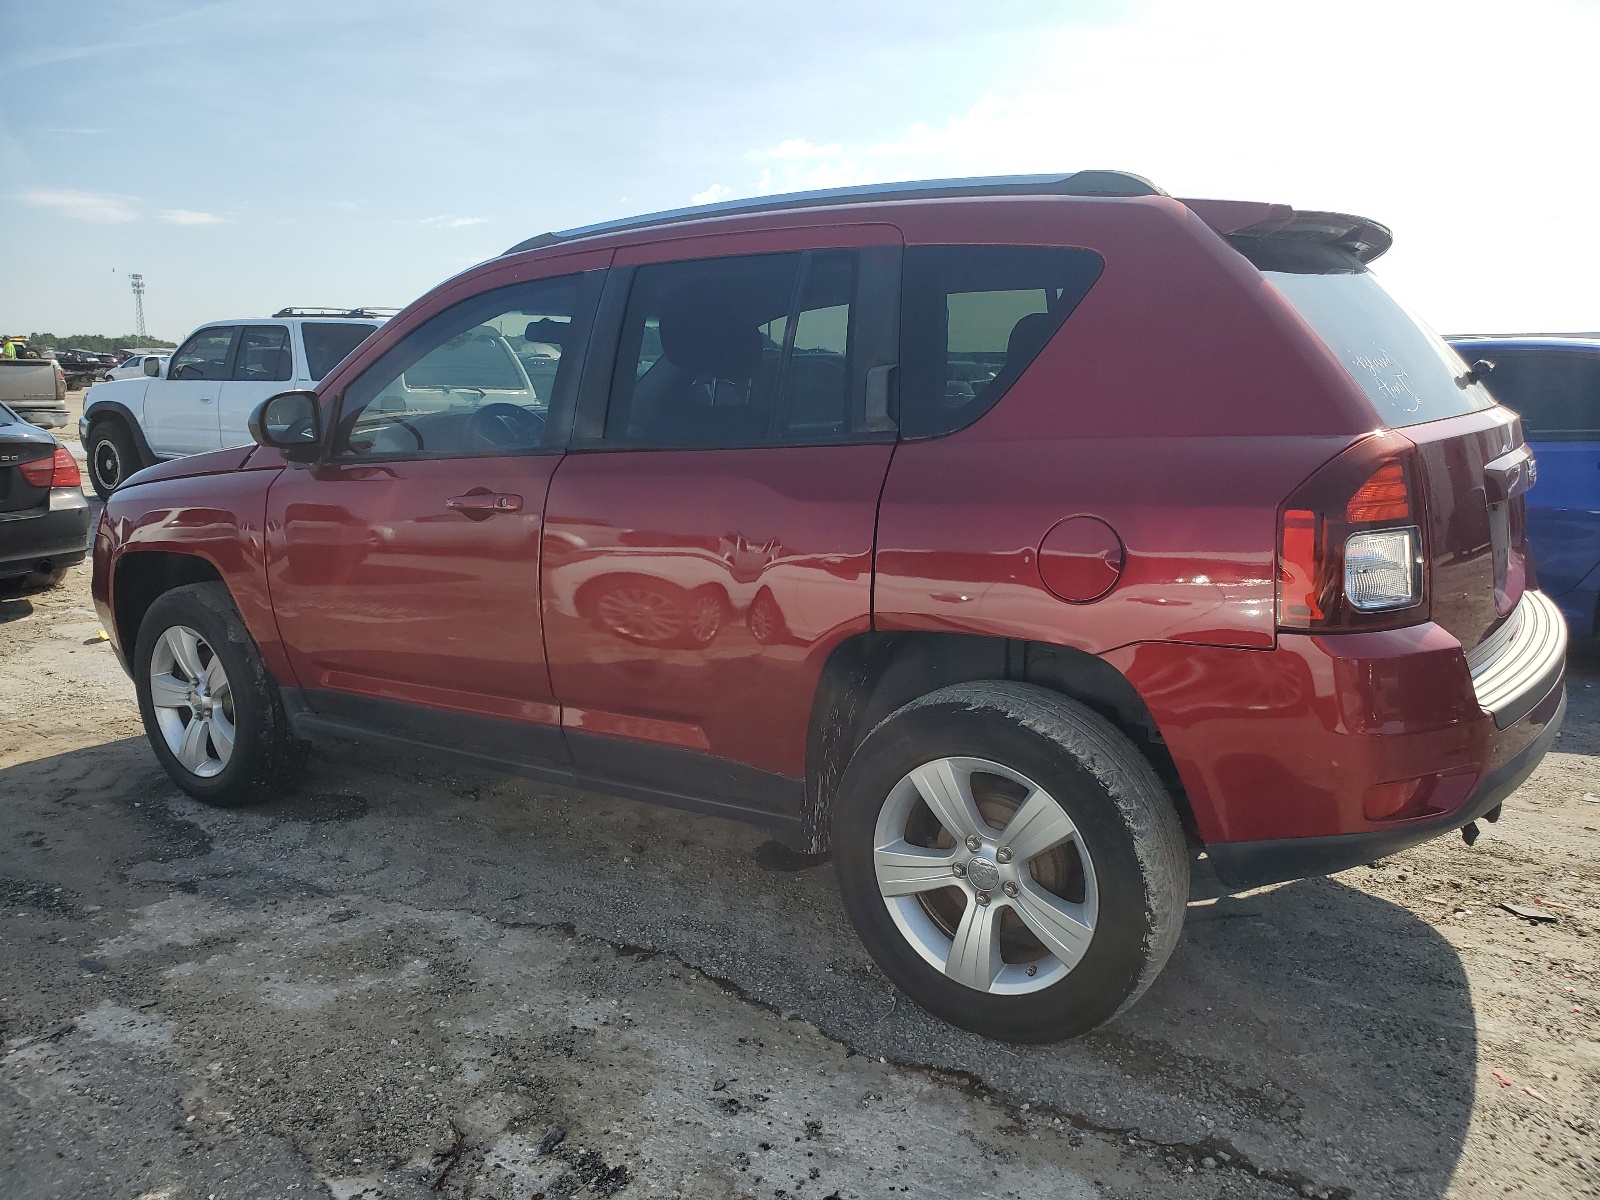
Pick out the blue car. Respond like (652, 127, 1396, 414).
(1449, 336, 1600, 636)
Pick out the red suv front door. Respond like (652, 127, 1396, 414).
(541, 231, 901, 821)
(265, 270, 601, 759)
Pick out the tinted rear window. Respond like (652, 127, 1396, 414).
(898, 246, 1103, 439)
(1462, 348, 1600, 439)
(1262, 269, 1494, 428)
(303, 322, 379, 381)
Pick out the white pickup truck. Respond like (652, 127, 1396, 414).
(79, 310, 390, 498)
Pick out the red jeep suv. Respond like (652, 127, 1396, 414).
(92, 172, 1566, 1042)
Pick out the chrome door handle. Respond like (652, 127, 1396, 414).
(446, 492, 523, 514)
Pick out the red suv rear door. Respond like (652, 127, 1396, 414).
(541, 228, 901, 818)
(264, 268, 604, 757)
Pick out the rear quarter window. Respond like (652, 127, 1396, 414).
(897, 245, 1103, 439)
(303, 322, 380, 381)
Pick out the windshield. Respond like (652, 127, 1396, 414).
(1264, 270, 1495, 428)
(303, 322, 380, 381)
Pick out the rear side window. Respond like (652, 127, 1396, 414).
(604, 250, 859, 447)
(1261, 268, 1494, 428)
(169, 327, 237, 381)
(1469, 349, 1600, 439)
(232, 325, 292, 382)
(898, 246, 1103, 439)
(303, 321, 379, 381)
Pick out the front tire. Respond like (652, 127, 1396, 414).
(134, 582, 307, 806)
(833, 681, 1188, 1042)
(87, 418, 143, 499)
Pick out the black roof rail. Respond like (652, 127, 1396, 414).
(271, 307, 401, 319)
(503, 170, 1166, 256)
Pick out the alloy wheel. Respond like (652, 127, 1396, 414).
(148, 625, 236, 778)
(873, 755, 1099, 995)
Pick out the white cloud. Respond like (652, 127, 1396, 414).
(755, 160, 879, 196)
(159, 208, 227, 226)
(20, 188, 138, 223)
(413, 215, 490, 228)
(733, 0, 1600, 332)
(691, 183, 732, 205)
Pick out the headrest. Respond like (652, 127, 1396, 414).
(1006, 311, 1058, 366)
(658, 299, 762, 380)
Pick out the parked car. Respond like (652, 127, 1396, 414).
(1447, 336, 1600, 636)
(79, 308, 393, 499)
(52, 349, 117, 392)
(0, 401, 90, 588)
(103, 353, 169, 382)
(0, 346, 69, 429)
(92, 172, 1565, 1043)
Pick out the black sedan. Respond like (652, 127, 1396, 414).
(0, 402, 91, 588)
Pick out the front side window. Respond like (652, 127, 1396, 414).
(1468, 349, 1600, 439)
(898, 246, 1104, 439)
(604, 250, 858, 447)
(168, 327, 238, 381)
(335, 276, 582, 459)
(303, 321, 380, 381)
(232, 325, 293, 382)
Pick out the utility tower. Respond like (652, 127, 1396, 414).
(130, 274, 147, 340)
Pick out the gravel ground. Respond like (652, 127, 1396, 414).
(1, 417, 1596, 1198)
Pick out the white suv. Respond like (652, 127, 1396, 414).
(79, 309, 392, 498)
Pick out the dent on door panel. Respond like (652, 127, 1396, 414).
(541, 444, 894, 779)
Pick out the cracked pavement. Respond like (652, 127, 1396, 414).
(2, 556, 1598, 1199)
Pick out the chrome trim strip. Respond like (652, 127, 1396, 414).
(1470, 591, 1566, 728)
(1465, 602, 1524, 675)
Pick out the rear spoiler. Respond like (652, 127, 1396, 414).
(1181, 198, 1393, 264)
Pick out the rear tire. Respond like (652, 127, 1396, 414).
(87, 418, 143, 500)
(134, 582, 308, 806)
(832, 681, 1188, 1043)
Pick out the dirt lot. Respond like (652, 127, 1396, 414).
(1, 463, 1598, 1197)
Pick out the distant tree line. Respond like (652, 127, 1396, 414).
(24, 332, 178, 351)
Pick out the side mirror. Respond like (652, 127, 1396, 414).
(144, 356, 161, 377)
(248, 390, 322, 462)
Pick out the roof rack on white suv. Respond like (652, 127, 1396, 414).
(271, 307, 401, 319)
(503, 170, 1167, 255)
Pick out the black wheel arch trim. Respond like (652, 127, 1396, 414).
(83, 400, 158, 467)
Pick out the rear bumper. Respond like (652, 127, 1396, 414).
(10, 404, 70, 431)
(0, 488, 92, 578)
(1207, 679, 1564, 890)
(1112, 589, 1569, 890)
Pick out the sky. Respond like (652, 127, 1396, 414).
(2, 0, 1597, 341)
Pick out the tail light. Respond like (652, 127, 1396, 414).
(53, 361, 66, 402)
(17, 447, 83, 490)
(1278, 431, 1426, 631)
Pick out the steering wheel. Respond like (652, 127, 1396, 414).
(467, 402, 545, 451)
